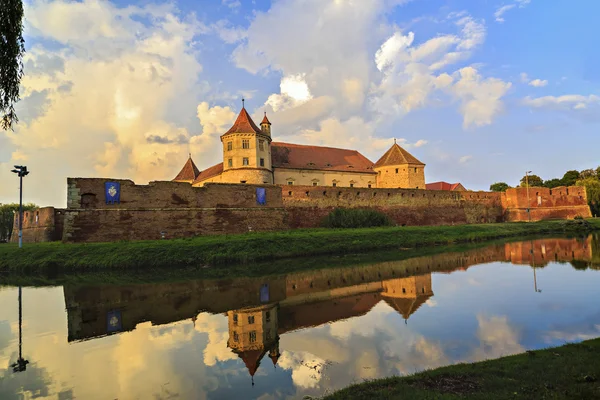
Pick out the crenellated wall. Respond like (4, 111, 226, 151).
(15, 178, 593, 243)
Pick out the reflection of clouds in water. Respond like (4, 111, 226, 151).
(469, 315, 524, 361)
(328, 302, 393, 340)
(425, 299, 437, 307)
(0, 321, 13, 353)
(277, 350, 326, 389)
(193, 312, 236, 366)
(467, 277, 482, 286)
(542, 310, 600, 343)
(0, 362, 53, 400)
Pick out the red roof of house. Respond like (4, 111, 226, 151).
(271, 142, 376, 174)
(173, 157, 200, 182)
(373, 143, 424, 168)
(381, 294, 431, 320)
(236, 349, 267, 377)
(192, 162, 223, 184)
(426, 182, 464, 191)
(223, 107, 262, 135)
(261, 112, 271, 125)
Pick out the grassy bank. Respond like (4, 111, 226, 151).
(323, 338, 600, 400)
(0, 219, 598, 273)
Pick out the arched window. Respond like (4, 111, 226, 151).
(81, 193, 97, 209)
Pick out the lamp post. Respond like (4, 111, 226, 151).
(525, 170, 532, 222)
(11, 287, 29, 372)
(10, 165, 29, 248)
(530, 240, 542, 293)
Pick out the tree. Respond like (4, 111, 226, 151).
(519, 174, 543, 188)
(579, 169, 597, 179)
(0, 203, 36, 242)
(489, 182, 510, 192)
(543, 178, 563, 189)
(561, 170, 581, 187)
(0, 0, 26, 130)
(576, 178, 600, 217)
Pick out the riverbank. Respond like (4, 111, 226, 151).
(0, 219, 598, 273)
(323, 338, 600, 400)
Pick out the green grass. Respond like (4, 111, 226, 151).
(0, 219, 599, 274)
(323, 338, 600, 400)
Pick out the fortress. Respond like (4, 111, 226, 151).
(12, 104, 592, 243)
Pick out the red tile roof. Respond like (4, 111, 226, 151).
(223, 107, 262, 135)
(271, 142, 376, 174)
(426, 182, 465, 191)
(373, 143, 424, 168)
(261, 112, 271, 125)
(236, 349, 267, 377)
(173, 157, 200, 182)
(192, 162, 223, 185)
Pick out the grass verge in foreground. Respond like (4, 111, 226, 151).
(323, 338, 600, 400)
(0, 219, 598, 273)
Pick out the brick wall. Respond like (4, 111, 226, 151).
(24, 178, 594, 243)
(282, 185, 504, 227)
(10, 207, 64, 243)
(502, 186, 591, 221)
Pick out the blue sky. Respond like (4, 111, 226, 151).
(1, 0, 599, 206)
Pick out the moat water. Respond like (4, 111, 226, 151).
(1, 235, 600, 399)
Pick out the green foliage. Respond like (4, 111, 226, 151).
(321, 208, 393, 228)
(579, 169, 597, 179)
(0, 203, 36, 242)
(561, 170, 581, 187)
(489, 182, 510, 192)
(0, 0, 25, 130)
(519, 174, 543, 187)
(1, 219, 599, 272)
(576, 177, 600, 217)
(543, 178, 563, 188)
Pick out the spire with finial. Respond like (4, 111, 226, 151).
(260, 110, 272, 135)
(394, 138, 396, 144)
(242, 98, 245, 108)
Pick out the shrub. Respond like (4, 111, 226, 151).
(321, 208, 394, 229)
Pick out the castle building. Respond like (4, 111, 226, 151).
(173, 103, 426, 189)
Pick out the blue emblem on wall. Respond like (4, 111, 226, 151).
(256, 187, 266, 205)
(105, 182, 121, 205)
(260, 284, 270, 303)
(107, 310, 122, 333)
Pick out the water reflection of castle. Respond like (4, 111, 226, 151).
(63, 237, 594, 378)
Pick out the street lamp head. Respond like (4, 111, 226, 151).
(11, 169, 18, 174)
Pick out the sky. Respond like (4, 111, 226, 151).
(1, 0, 599, 207)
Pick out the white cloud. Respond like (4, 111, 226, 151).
(459, 155, 473, 164)
(529, 79, 548, 87)
(494, 5, 516, 23)
(495, 0, 531, 23)
(222, 0, 241, 10)
(0, 0, 209, 206)
(522, 94, 600, 110)
(449, 67, 512, 128)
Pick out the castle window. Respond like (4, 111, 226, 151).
(35, 212, 39, 224)
(395, 168, 399, 174)
(233, 331, 239, 342)
(240, 180, 246, 184)
(233, 314, 238, 325)
(350, 183, 354, 188)
(227, 141, 232, 151)
(243, 157, 249, 166)
(266, 311, 270, 322)
(259, 140, 264, 151)
(260, 158, 265, 167)
(248, 315, 255, 324)
(242, 139, 250, 149)
(402, 288, 406, 294)
(414, 168, 417, 173)
(249, 331, 257, 343)
(312, 181, 318, 186)
(332, 181, 337, 187)
(368, 184, 372, 188)
(81, 193, 97, 209)
(228, 158, 233, 167)
(287, 181, 294, 185)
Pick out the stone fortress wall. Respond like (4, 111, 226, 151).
(13, 178, 592, 243)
